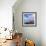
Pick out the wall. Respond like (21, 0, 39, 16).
(13, 0, 41, 46)
(0, 0, 16, 38)
(41, 0, 46, 46)
(0, 0, 16, 30)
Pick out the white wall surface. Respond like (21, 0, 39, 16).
(13, 0, 46, 46)
(41, 0, 46, 46)
(13, 0, 41, 46)
(0, 0, 16, 30)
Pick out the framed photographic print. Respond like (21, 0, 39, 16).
(22, 12, 37, 27)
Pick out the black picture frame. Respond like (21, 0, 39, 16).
(22, 12, 37, 27)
